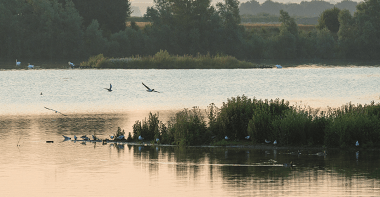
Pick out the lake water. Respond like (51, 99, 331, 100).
(1, 66, 380, 196)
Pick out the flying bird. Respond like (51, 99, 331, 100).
(245, 136, 250, 140)
(44, 107, 67, 116)
(62, 135, 71, 140)
(104, 84, 112, 92)
(265, 139, 271, 144)
(117, 135, 124, 140)
(142, 82, 159, 93)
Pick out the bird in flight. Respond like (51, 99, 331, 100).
(104, 84, 112, 92)
(142, 82, 159, 93)
(44, 107, 67, 116)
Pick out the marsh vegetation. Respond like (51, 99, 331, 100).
(128, 95, 380, 148)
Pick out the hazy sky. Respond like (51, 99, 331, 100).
(130, 0, 363, 16)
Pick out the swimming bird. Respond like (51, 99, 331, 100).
(62, 135, 71, 140)
(92, 135, 98, 140)
(16, 59, 21, 66)
(275, 65, 282, 69)
(109, 135, 114, 140)
(265, 139, 271, 144)
(104, 84, 112, 92)
(142, 82, 159, 93)
(28, 63, 34, 69)
(117, 135, 124, 140)
(138, 135, 144, 141)
(356, 141, 359, 146)
(273, 140, 277, 145)
(225, 136, 229, 140)
(44, 107, 67, 116)
(74, 135, 77, 141)
(245, 136, 250, 140)
(68, 61, 75, 68)
(81, 135, 89, 141)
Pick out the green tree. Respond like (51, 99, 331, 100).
(84, 20, 108, 56)
(317, 7, 341, 34)
(337, 9, 356, 58)
(70, 0, 131, 35)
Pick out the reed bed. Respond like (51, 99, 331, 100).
(80, 50, 270, 69)
(130, 95, 380, 148)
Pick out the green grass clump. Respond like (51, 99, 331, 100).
(80, 54, 107, 68)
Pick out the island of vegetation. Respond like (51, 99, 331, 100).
(1, 0, 380, 69)
(112, 95, 380, 149)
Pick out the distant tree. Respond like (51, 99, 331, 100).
(279, 10, 298, 37)
(317, 7, 341, 33)
(71, 0, 131, 35)
(337, 9, 355, 58)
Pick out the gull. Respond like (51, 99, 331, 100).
(68, 61, 75, 68)
(16, 59, 21, 66)
(74, 135, 77, 141)
(225, 136, 229, 140)
(355, 141, 359, 147)
(142, 82, 159, 93)
(245, 136, 250, 140)
(62, 135, 71, 140)
(104, 84, 112, 92)
(109, 135, 114, 140)
(265, 139, 271, 144)
(28, 63, 34, 69)
(44, 107, 67, 116)
(117, 135, 124, 140)
(92, 135, 98, 140)
(273, 140, 277, 145)
(156, 138, 160, 142)
(275, 65, 282, 69)
(138, 135, 144, 141)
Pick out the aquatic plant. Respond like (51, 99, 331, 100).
(132, 112, 163, 142)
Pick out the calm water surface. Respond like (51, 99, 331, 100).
(1, 66, 380, 196)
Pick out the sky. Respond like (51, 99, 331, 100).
(130, 0, 364, 16)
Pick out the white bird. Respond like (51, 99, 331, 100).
(273, 140, 277, 145)
(74, 135, 77, 140)
(104, 84, 112, 92)
(356, 141, 359, 146)
(28, 63, 34, 69)
(16, 59, 21, 66)
(62, 135, 71, 140)
(245, 136, 250, 140)
(225, 136, 229, 140)
(68, 61, 75, 68)
(109, 135, 114, 140)
(142, 82, 159, 93)
(265, 139, 271, 143)
(117, 135, 124, 140)
(138, 135, 144, 141)
(275, 65, 282, 69)
(156, 138, 160, 142)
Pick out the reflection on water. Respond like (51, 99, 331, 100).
(1, 115, 379, 196)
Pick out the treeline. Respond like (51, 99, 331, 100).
(127, 95, 380, 148)
(240, 0, 357, 17)
(1, 0, 380, 62)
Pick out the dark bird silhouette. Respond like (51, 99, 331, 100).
(44, 107, 67, 116)
(104, 84, 112, 92)
(142, 82, 159, 93)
